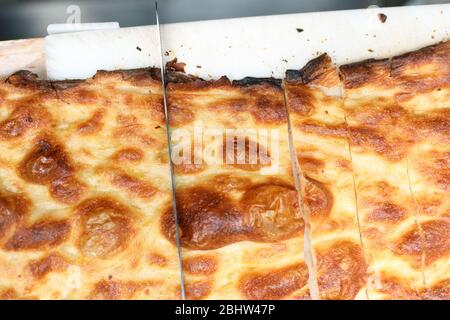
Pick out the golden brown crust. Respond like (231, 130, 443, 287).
(165, 70, 201, 84)
(286, 53, 340, 88)
(161, 182, 303, 250)
(391, 41, 450, 79)
(167, 75, 287, 127)
(340, 58, 391, 89)
(5, 71, 53, 91)
(285, 53, 367, 300)
(166, 69, 305, 299)
(0, 67, 180, 300)
(0, 40, 448, 300)
(167, 75, 231, 91)
(340, 40, 450, 300)
(238, 262, 309, 300)
(167, 74, 283, 91)
(315, 240, 368, 300)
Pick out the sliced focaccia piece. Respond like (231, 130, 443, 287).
(389, 41, 449, 300)
(340, 57, 425, 299)
(285, 54, 367, 300)
(165, 75, 308, 299)
(0, 69, 182, 299)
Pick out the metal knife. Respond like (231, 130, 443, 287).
(155, 1, 186, 300)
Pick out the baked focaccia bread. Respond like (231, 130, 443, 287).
(0, 69, 182, 299)
(285, 55, 367, 300)
(165, 75, 309, 299)
(340, 42, 449, 300)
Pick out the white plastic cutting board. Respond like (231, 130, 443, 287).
(42, 4, 450, 80)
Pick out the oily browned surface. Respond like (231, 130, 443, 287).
(0, 69, 181, 299)
(340, 40, 449, 300)
(285, 54, 367, 300)
(0, 39, 448, 300)
(166, 74, 307, 300)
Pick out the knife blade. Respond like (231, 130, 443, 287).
(155, 1, 186, 300)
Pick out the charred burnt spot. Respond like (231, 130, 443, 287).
(232, 77, 282, 89)
(285, 70, 303, 83)
(166, 75, 230, 93)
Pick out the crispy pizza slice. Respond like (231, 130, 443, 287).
(388, 41, 449, 299)
(0, 69, 182, 299)
(284, 55, 368, 300)
(340, 56, 426, 299)
(165, 75, 309, 299)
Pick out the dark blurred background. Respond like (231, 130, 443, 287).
(0, 0, 448, 40)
